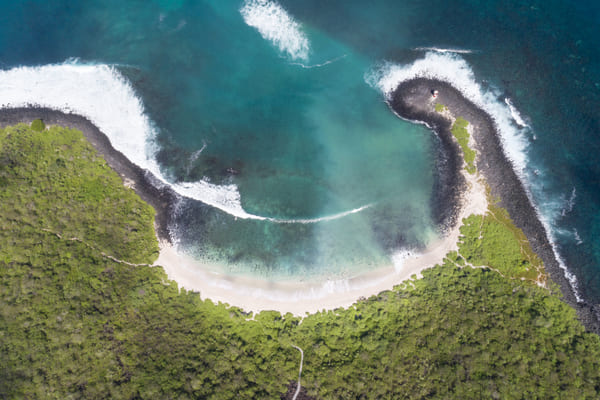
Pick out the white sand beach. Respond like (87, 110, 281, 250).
(155, 164, 488, 316)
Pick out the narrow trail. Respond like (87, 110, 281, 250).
(446, 256, 544, 288)
(291, 344, 304, 400)
(40, 227, 152, 267)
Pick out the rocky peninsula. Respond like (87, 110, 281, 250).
(390, 78, 600, 333)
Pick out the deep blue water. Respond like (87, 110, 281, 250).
(1, 0, 599, 301)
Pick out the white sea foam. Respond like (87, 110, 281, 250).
(574, 229, 583, 245)
(289, 54, 347, 69)
(561, 187, 577, 217)
(392, 249, 418, 273)
(0, 63, 156, 175)
(271, 204, 372, 224)
(533, 185, 582, 300)
(504, 97, 529, 128)
(185, 141, 207, 176)
(0, 62, 268, 220)
(537, 212, 583, 301)
(240, 0, 310, 61)
(365, 52, 584, 302)
(0, 62, 372, 224)
(413, 46, 476, 54)
(366, 52, 529, 175)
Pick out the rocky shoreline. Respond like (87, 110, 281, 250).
(3, 99, 599, 331)
(0, 107, 177, 244)
(390, 78, 600, 334)
(387, 86, 466, 235)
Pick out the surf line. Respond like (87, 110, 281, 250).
(413, 47, 476, 54)
(264, 203, 373, 224)
(240, 0, 310, 62)
(185, 141, 207, 176)
(289, 54, 348, 69)
(232, 204, 373, 223)
(0, 62, 371, 226)
(504, 98, 529, 128)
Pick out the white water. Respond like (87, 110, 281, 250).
(391, 249, 419, 273)
(413, 46, 476, 54)
(559, 187, 577, 218)
(574, 229, 583, 245)
(269, 204, 372, 224)
(505, 97, 530, 127)
(0, 62, 264, 219)
(366, 52, 530, 176)
(185, 141, 207, 175)
(0, 62, 371, 225)
(365, 51, 583, 302)
(240, 0, 310, 61)
(289, 54, 348, 69)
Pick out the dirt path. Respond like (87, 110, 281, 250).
(291, 345, 304, 400)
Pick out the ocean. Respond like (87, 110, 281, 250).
(1, 0, 599, 301)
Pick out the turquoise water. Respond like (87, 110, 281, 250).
(0, 0, 437, 279)
(1, 0, 600, 298)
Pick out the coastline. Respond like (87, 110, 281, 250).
(155, 168, 486, 315)
(0, 107, 177, 244)
(5, 93, 595, 330)
(0, 106, 486, 316)
(390, 78, 600, 333)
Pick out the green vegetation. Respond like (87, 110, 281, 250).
(2, 123, 600, 399)
(451, 117, 477, 174)
(0, 122, 158, 264)
(434, 102, 448, 112)
(30, 118, 46, 132)
(457, 206, 544, 281)
(298, 265, 600, 399)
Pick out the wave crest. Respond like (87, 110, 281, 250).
(289, 54, 347, 69)
(505, 97, 530, 128)
(365, 51, 583, 302)
(413, 46, 476, 54)
(0, 62, 266, 220)
(0, 61, 372, 225)
(365, 52, 529, 175)
(240, 0, 310, 61)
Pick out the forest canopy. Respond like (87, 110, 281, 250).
(1, 123, 600, 399)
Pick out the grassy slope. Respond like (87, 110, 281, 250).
(1, 123, 600, 399)
(451, 117, 477, 174)
(458, 204, 545, 282)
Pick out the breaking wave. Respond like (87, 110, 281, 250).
(289, 54, 347, 69)
(505, 97, 530, 128)
(365, 51, 583, 302)
(0, 62, 263, 219)
(240, 0, 310, 61)
(0, 61, 369, 224)
(561, 187, 577, 218)
(413, 46, 476, 54)
(270, 204, 372, 224)
(365, 52, 529, 174)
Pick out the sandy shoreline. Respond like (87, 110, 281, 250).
(156, 169, 487, 315)
(391, 78, 600, 333)
(153, 86, 489, 314)
(0, 105, 486, 315)
(4, 95, 597, 330)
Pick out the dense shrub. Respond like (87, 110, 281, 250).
(2, 124, 599, 399)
